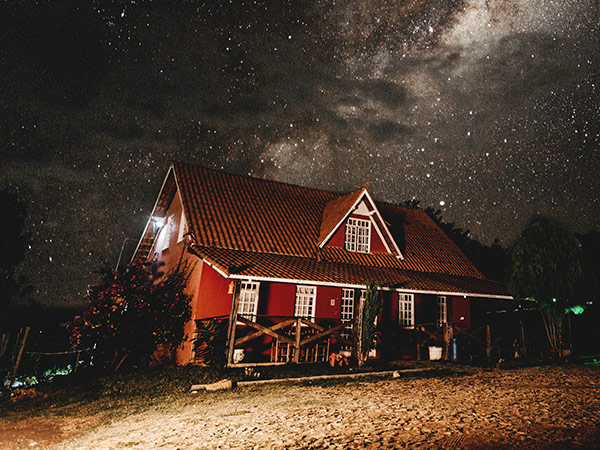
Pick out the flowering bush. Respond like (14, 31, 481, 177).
(67, 260, 192, 371)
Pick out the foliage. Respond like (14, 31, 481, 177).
(66, 260, 192, 371)
(578, 230, 600, 301)
(193, 318, 228, 367)
(0, 188, 32, 329)
(508, 217, 586, 356)
(354, 281, 383, 367)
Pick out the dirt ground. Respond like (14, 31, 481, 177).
(2, 365, 600, 449)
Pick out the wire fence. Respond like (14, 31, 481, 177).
(1, 326, 92, 390)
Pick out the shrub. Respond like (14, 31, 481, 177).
(66, 260, 192, 371)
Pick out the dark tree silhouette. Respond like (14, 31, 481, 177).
(0, 189, 31, 329)
(508, 217, 586, 356)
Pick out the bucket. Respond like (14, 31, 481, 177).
(428, 346, 442, 361)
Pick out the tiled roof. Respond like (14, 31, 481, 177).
(190, 245, 508, 297)
(174, 162, 336, 257)
(318, 187, 365, 245)
(172, 162, 484, 279)
(137, 162, 505, 296)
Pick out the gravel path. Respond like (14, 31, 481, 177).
(4, 365, 600, 449)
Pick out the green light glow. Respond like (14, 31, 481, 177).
(566, 305, 585, 315)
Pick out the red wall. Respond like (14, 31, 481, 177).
(316, 286, 341, 319)
(451, 296, 471, 326)
(195, 264, 233, 319)
(326, 213, 388, 253)
(260, 282, 296, 317)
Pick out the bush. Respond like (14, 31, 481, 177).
(66, 260, 192, 371)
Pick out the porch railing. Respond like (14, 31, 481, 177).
(235, 315, 353, 365)
(194, 315, 353, 366)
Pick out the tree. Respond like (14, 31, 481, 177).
(508, 217, 586, 357)
(67, 260, 192, 371)
(353, 281, 383, 367)
(0, 188, 32, 329)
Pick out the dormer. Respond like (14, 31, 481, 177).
(318, 185, 403, 259)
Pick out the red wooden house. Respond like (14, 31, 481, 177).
(133, 162, 511, 366)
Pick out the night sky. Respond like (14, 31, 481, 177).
(1, 0, 599, 305)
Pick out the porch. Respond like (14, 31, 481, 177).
(193, 315, 354, 366)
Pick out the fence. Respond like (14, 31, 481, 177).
(1, 326, 88, 390)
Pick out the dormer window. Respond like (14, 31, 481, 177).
(345, 217, 371, 252)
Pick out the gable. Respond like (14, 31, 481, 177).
(325, 209, 389, 253)
(318, 189, 403, 259)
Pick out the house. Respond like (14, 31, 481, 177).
(133, 162, 511, 366)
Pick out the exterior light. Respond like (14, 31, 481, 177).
(152, 217, 165, 229)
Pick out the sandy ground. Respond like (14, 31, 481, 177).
(2, 365, 600, 449)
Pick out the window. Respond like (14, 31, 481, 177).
(238, 281, 260, 321)
(177, 212, 188, 243)
(437, 296, 447, 327)
(399, 293, 414, 327)
(294, 285, 316, 320)
(341, 288, 355, 321)
(345, 217, 371, 253)
(159, 214, 175, 251)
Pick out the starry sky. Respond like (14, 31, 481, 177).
(1, 0, 599, 305)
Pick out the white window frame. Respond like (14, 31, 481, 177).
(294, 285, 316, 320)
(237, 281, 260, 321)
(399, 293, 414, 328)
(159, 214, 175, 251)
(437, 296, 447, 327)
(341, 288, 355, 321)
(345, 217, 371, 253)
(177, 211, 188, 243)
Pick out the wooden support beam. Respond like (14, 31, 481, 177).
(452, 325, 487, 346)
(235, 317, 295, 346)
(226, 280, 241, 366)
(293, 318, 301, 363)
(235, 319, 296, 346)
(301, 319, 326, 332)
(443, 322, 453, 360)
(300, 322, 346, 346)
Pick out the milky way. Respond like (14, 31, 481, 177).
(1, 0, 598, 304)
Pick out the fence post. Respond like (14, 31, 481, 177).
(73, 350, 81, 374)
(10, 326, 30, 389)
(293, 318, 302, 363)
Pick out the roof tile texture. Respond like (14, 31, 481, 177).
(174, 162, 484, 280)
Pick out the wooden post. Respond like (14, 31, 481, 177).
(519, 305, 527, 358)
(226, 280, 241, 366)
(293, 318, 302, 363)
(485, 324, 492, 359)
(10, 327, 30, 389)
(73, 350, 81, 374)
(443, 323, 453, 360)
(354, 295, 365, 366)
(416, 329, 421, 361)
